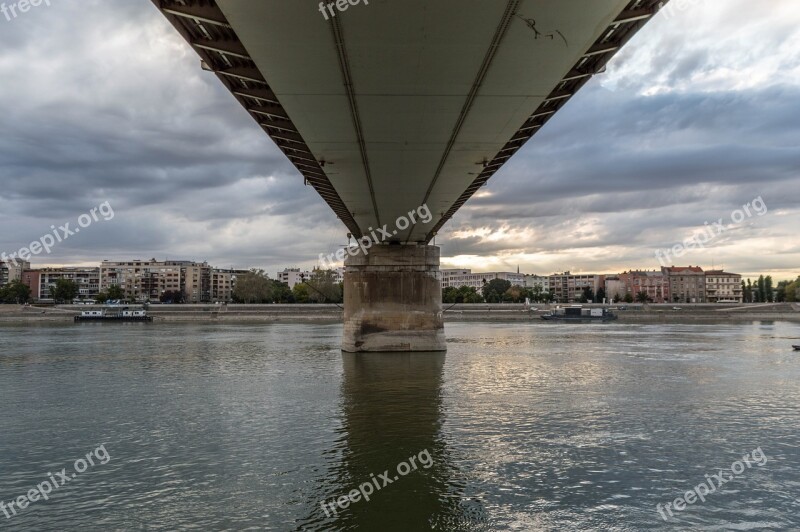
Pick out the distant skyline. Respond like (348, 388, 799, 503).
(1, 1, 798, 279)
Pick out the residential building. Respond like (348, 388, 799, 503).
(0, 260, 30, 286)
(604, 276, 626, 302)
(100, 259, 211, 303)
(523, 274, 550, 294)
(619, 270, 669, 303)
(24, 267, 101, 301)
(705, 270, 743, 303)
(211, 268, 251, 302)
(277, 268, 311, 289)
(663, 266, 706, 303)
(439, 269, 525, 289)
(548, 272, 604, 304)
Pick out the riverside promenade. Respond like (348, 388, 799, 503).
(2, 303, 799, 323)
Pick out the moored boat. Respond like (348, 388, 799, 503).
(541, 306, 617, 322)
(74, 307, 152, 322)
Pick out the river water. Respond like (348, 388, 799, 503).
(1, 321, 799, 531)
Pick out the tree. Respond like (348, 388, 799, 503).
(580, 286, 594, 303)
(159, 290, 185, 304)
(746, 278, 753, 303)
(232, 269, 272, 303)
(107, 285, 125, 300)
(442, 286, 458, 304)
(482, 279, 511, 303)
(271, 281, 294, 303)
(307, 269, 343, 303)
(51, 279, 79, 304)
(292, 283, 311, 303)
(757, 275, 766, 303)
(765, 275, 774, 302)
(0, 280, 31, 304)
(624, 293, 634, 303)
(613, 293, 623, 303)
(741, 280, 748, 303)
(596, 287, 607, 303)
(636, 291, 653, 304)
(504, 285, 525, 303)
(95, 292, 108, 304)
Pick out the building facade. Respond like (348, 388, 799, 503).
(0, 260, 30, 286)
(548, 272, 604, 304)
(100, 259, 212, 303)
(22, 267, 101, 302)
(439, 269, 525, 289)
(619, 270, 669, 303)
(663, 266, 706, 303)
(705, 270, 743, 303)
(523, 274, 550, 294)
(276, 268, 311, 289)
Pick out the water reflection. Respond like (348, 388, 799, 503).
(301, 352, 479, 531)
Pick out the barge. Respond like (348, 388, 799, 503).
(541, 306, 617, 322)
(74, 307, 153, 322)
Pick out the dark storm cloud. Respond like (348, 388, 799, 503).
(0, 0, 798, 277)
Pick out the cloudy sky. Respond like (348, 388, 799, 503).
(1, 0, 798, 280)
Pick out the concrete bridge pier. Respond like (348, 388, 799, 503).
(342, 245, 446, 353)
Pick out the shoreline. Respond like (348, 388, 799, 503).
(1, 303, 798, 324)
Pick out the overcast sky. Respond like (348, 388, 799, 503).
(1, 0, 798, 279)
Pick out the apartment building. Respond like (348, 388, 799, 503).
(276, 268, 310, 289)
(604, 276, 626, 301)
(619, 270, 670, 303)
(705, 270, 743, 303)
(523, 274, 550, 294)
(663, 266, 706, 303)
(100, 259, 212, 303)
(548, 272, 604, 303)
(0, 260, 30, 286)
(22, 267, 101, 301)
(439, 269, 526, 289)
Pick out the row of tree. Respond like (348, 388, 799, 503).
(0, 280, 31, 304)
(743, 275, 800, 303)
(231, 269, 343, 304)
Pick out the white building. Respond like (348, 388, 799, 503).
(276, 268, 310, 289)
(440, 269, 525, 289)
(523, 274, 550, 293)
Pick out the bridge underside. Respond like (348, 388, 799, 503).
(153, 0, 665, 351)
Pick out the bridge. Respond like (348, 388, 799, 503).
(153, 0, 666, 351)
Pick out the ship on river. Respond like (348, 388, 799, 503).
(74, 307, 152, 322)
(541, 306, 617, 322)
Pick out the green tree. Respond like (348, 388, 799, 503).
(233, 269, 272, 303)
(624, 293, 635, 304)
(270, 281, 294, 303)
(307, 269, 343, 303)
(482, 279, 511, 303)
(107, 285, 125, 300)
(95, 292, 109, 304)
(51, 279, 79, 304)
(765, 275, 774, 302)
(757, 275, 766, 303)
(636, 291, 653, 304)
(442, 286, 458, 304)
(579, 286, 594, 303)
(292, 283, 311, 303)
(0, 280, 31, 304)
(596, 287, 607, 303)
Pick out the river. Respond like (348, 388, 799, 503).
(1, 321, 799, 530)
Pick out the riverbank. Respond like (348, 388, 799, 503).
(1, 303, 799, 323)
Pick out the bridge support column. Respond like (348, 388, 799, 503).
(342, 245, 446, 352)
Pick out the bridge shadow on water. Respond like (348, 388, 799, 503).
(297, 352, 487, 531)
